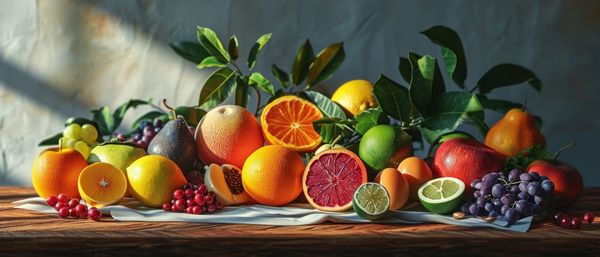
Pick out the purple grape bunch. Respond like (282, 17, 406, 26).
(460, 169, 556, 226)
(114, 118, 164, 150)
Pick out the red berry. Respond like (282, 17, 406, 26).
(175, 199, 186, 210)
(192, 206, 202, 214)
(194, 194, 205, 206)
(46, 196, 58, 206)
(57, 193, 70, 203)
(193, 189, 201, 195)
(67, 199, 80, 209)
(215, 201, 224, 210)
(571, 217, 582, 229)
(198, 184, 208, 194)
(171, 205, 179, 212)
(54, 202, 67, 211)
(184, 189, 194, 198)
(88, 208, 102, 221)
(583, 212, 595, 224)
(75, 204, 87, 216)
(186, 199, 196, 207)
(560, 216, 572, 228)
(183, 183, 193, 190)
(173, 189, 185, 200)
(162, 203, 172, 211)
(69, 208, 78, 218)
(186, 206, 193, 214)
(207, 204, 216, 213)
(205, 194, 214, 204)
(58, 207, 69, 218)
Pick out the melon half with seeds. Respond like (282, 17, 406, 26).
(204, 164, 252, 205)
(303, 149, 368, 211)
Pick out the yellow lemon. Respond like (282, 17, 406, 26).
(126, 155, 187, 207)
(331, 80, 378, 117)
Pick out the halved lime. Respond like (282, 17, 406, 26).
(352, 182, 390, 220)
(418, 177, 465, 214)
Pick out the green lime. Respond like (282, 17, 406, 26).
(352, 182, 390, 220)
(418, 177, 465, 214)
(427, 131, 474, 158)
(359, 125, 412, 174)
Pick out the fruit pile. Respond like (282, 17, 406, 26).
(46, 193, 102, 221)
(30, 25, 593, 229)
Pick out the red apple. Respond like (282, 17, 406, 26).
(433, 138, 505, 187)
(527, 159, 583, 208)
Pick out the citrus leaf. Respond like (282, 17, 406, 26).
(112, 99, 150, 132)
(247, 33, 272, 70)
(421, 25, 467, 88)
(477, 63, 542, 94)
(196, 26, 230, 63)
(271, 64, 290, 88)
(409, 54, 445, 116)
(38, 132, 63, 146)
(249, 72, 275, 96)
(198, 67, 236, 109)
(171, 106, 207, 127)
(398, 57, 411, 84)
(303, 90, 347, 119)
(354, 108, 383, 135)
(420, 92, 484, 143)
(169, 41, 211, 64)
(291, 39, 315, 85)
(129, 111, 166, 135)
(196, 56, 226, 69)
(228, 35, 239, 60)
(91, 106, 114, 136)
(373, 74, 412, 123)
(317, 123, 353, 144)
(234, 77, 249, 107)
(307, 42, 345, 87)
(477, 95, 522, 113)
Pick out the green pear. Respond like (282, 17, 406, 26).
(88, 143, 147, 173)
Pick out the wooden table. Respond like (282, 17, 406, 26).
(1, 187, 599, 256)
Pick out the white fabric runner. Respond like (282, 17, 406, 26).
(12, 197, 533, 232)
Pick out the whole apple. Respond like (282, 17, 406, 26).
(527, 160, 583, 208)
(433, 138, 505, 187)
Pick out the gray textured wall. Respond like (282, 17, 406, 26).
(1, 0, 599, 186)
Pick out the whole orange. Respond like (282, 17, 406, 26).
(397, 157, 433, 201)
(242, 145, 305, 206)
(195, 105, 264, 168)
(31, 148, 88, 199)
(485, 108, 546, 157)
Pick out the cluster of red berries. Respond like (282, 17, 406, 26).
(554, 212, 594, 229)
(162, 183, 224, 215)
(46, 193, 102, 221)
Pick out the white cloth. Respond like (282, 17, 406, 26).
(12, 197, 532, 232)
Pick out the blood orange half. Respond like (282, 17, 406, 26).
(303, 149, 368, 211)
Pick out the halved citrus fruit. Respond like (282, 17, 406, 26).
(418, 177, 465, 214)
(303, 149, 368, 211)
(260, 95, 323, 153)
(78, 162, 127, 208)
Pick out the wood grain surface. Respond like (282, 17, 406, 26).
(1, 187, 599, 256)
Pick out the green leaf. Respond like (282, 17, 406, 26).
(197, 26, 230, 63)
(271, 64, 290, 88)
(477, 95, 522, 113)
(129, 111, 166, 134)
(303, 90, 347, 119)
(354, 108, 383, 135)
(228, 35, 239, 60)
(196, 56, 226, 69)
(421, 25, 468, 88)
(398, 57, 412, 84)
(313, 117, 355, 126)
(235, 76, 250, 107)
(249, 72, 275, 95)
(477, 63, 542, 94)
(291, 39, 315, 85)
(112, 99, 150, 133)
(169, 41, 211, 64)
(420, 92, 484, 143)
(317, 123, 353, 144)
(247, 33, 272, 70)
(38, 132, 63, 146)
(306, 42, 345, 87)
(172, 106, 207, 127)
(91, 106, 114, 136)
(199, 67, 236, 109)
(409, 54, 445, 116)
(373, 74, 412, 123)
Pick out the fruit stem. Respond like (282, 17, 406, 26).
(553, 142, 576, 161)
(162, 99, 177, 119)
(331, 135, 342, 148)
(521, 95, 528, 112)
(253, 86, 262, 117)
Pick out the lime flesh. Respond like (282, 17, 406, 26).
(352, 183, 390, 220)
(418, 177, 465, 214)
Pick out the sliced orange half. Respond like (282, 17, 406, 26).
(260, 95, 323, 153)
(78, 162, 127, 208)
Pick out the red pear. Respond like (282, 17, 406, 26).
(433, 138, 506, 187)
